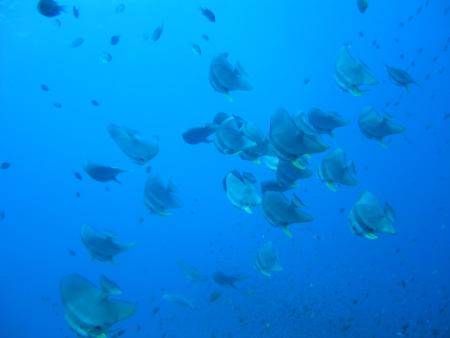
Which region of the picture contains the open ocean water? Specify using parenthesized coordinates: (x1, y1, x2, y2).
(1, 0, 450, 337)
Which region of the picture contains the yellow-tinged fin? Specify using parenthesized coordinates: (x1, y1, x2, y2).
(224, 93, 234, 102)
(365, 233, 378, 240)
(282, 226, 293, 238)
(242, 206, 252, 214)
(326, 181, 337, 192)
(292, 159, 305, 170)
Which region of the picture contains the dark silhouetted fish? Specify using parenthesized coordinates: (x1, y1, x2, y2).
(182, 125, 216, 144)
(1, 162, 11, 170)
(37, 0, 64, 17)
(72, 5, 79, 18)
(209, 53, 253, 99)
(110, 35, 120, 46)
(357, 0, 368, 13)
(41, 84, 50, 91)
(84, 162, 126, 183)
(152, 24, 164, 42)
(73, 171, 83, 180)
(213, 271, 247, 290)
(200, 7, 216, 22)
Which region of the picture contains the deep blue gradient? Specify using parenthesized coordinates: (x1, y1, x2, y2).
(0, 0, 449, 337)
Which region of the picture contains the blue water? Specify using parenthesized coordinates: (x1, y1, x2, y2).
(1, 0, 449, 337)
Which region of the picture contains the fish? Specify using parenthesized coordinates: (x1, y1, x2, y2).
(91, 99, 100, 106)
(144, 174, 181, 216)
(40, 84, 50, 91)
(335, 45, 378, 96)
(110, 35, 120, 46)
(37, 0, 64, 18)
(317, 148, 357, 192)
(213, 271, 247, 290)
(349, 191, 396, 239)
(358, 107, 405, 146)
(386, 65, 419, 91)
(200, 7, 216, 23)
(107, 123, 159, 165)
(357, 0, 368, 13)
(0, 210, 5, 221)
(72, 5, 79, 18)
(223, 170, 261, 214)
(80, 224, 135, 262)
(182, 125, 216, 144)
(100, 52, 113, 64)
(307, 108, 349, 136)
(152, 24, 164, 42)
(60, 274, 135, 337)
(70, 37, 84, 48)
(73, 171, 83, 180)
(276, 159, 313, 189)
(269, 109, 328, 163)
(84, 162, 126, 183)
(191, 43, 202, 55)
(213, 116, 256, 155)
(1, 162, 11, 170)
(262, 191, 313, 237)
(209, 53, 253, 98)
(255, 242, 283, 277)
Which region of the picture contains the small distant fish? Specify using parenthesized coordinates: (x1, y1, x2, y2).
(68, 249, 76, 256)
(91, 99, 100, 107)
(41, 84, 50, 92)
(75, 192, 81, 198)
(201, 34, 210, 41)
(357, 0, 368, 13)
(0, 210, 5, 221)
(146, 165, 152, 174)
(37, 0, 65, 18)
(110, 35, 120, 46)
(303, 77, 311, 85)
(200, 7, 216, 22)
(100, 52, 112, 63)
(151, 307, 160, 315)
(115, 3, 126, 13)
(53, 102, 62, 109)
(72, 6, 79, 18)
(417, 47, 424, 54)
(54, 19, 62, 27)
(70, 37, 84, 48)
(191, 43, 202, 55)
(152, 24, 164, 42)
(73, 171, 83, 180)
(443, 113, 450, 120)
(209, 291, 222, 303)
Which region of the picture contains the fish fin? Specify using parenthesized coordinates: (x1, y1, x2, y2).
(224, 93, 234, 102)
(376, 138, 388, 148)
(242, 206, 252, 214)
(113, 177, 121, 184)
(364, 233, 378, 240)
(259, 269, 272, 278)
(292, 194, 306, 208)
(326, 181, 337, 192)
(281, 226, 293, 238)
(303, 154, 312, 159)
(291, 159, 305, 170)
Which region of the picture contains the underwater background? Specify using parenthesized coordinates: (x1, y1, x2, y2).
(1, 0, 450, 337)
